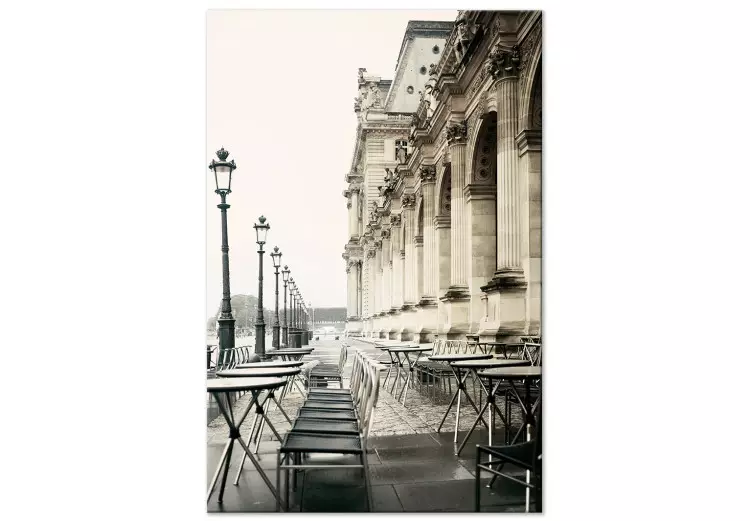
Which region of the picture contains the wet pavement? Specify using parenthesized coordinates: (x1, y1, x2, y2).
(206, 336, 536, 512)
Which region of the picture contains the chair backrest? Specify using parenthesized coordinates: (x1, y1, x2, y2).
(359, 357, 382, 446)
(524, 342, 542, 366)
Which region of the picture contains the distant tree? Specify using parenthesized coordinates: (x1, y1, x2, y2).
(206, 316, 217, 331)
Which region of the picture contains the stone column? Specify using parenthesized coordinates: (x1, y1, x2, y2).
(401, 194, 416, 305)
(381, 230, 391, 312)
(351, 187, 360, 240)
(487, 44, 525, 285)
(356, 260, 363, 317)
(374, 241, 382, 316)
(419, 166, 437, 300)
(446, 121, 469, 296)
(345, 190, 354, 238)
(415, 235, 424, 298)
(346, 261, 355, 318)
(390, 214, 403, 309)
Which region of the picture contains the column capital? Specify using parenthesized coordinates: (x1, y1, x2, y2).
(446, 120, 468, 146)
(418, 165, 437, 183)
(390, 214, 402, 227)
(484, 44, 521, 81)
(401, 194, 416, 209)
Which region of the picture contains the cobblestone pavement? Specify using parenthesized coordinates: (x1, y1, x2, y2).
(208, 337, 527, 445)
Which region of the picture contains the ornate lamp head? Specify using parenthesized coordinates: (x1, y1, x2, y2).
(271, 246, 282, 268)
(208, 147, 237, 193)
(254, 215, 270, 245)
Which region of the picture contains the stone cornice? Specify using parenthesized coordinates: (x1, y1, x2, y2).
(433, 214, 451, 228)
(464, 183, 497, 201)
(516, 128, 542, 156)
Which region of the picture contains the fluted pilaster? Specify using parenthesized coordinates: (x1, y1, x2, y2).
(402, 195, 416, 305)
(420, 167, 437, 299)
(381, 232, 391, 312)
(447, 121, 469, 292)
(390, 215, 403, 309)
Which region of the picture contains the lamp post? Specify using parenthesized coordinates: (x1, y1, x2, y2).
(270, 247, 282, 348)
(253, 216, 270, 356)
(300, 295, 308, 346)
(289, 278, 296, 348)
(209, 147, 237, 368)
(281, 265, 290, 346)
(309, 301, 314, 342)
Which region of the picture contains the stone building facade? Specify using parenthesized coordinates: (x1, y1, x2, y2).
(343, 11, 542, 342)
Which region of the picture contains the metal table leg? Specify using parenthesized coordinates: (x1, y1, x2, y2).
(435, 367, 490, 443)
(207, 389, 280, 504)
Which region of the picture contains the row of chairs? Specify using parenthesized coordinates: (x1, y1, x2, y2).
(308, 343, 348, 389)
(276, 349, 381, 512)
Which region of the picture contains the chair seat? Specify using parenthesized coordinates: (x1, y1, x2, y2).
(281, 432, 362, 454)
(308, 388, 351, 395)
(292, 418, 360, 435)
(302, 400, 355, 410)
(298, 409, 356, 420)
(305, 394, 353, 403)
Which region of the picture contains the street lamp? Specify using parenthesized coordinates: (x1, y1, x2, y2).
(281, 265, 290, 346)
(208, 147, 237, 367)
(308, 301, 314, 341)
(253, 215, 270, 356)
(270, 246, 282, 348)
(289, 279, 297, 348)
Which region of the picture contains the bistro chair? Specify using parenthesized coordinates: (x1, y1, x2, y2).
(476, 393, 542, 512)
(308, 344, 348, 389)
(276, 353, 381, 511)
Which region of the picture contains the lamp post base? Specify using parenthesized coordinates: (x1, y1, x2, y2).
(217, 317, 235, 367)
(255, 323, 266, 356)
(301, 330, 309, 346)
(272, 324, 280, 348)
(281, 326, 288, 347)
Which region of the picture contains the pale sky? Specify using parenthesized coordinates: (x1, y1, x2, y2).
(206, 9, 457, 318)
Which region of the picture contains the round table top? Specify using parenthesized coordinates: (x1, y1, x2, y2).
(217, 367, 301, 378)
(236, 360, 303, 369)
(388, 346, 433, 353)
(375, 343, 416, 349)
(452, 358, 531, 369)
(477, 366, 542, 378)
(429, 353, 493, 362)
(266, 348, 314, 356)
(207, 376, 286, 393)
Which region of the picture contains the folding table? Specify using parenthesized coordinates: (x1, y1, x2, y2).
(450, 359, 531, 456)
(373, 342, 415, 388)
(387, 346, 433, 405)
(430, 353, 492, 442)
(477, 366, 542, 446)
(206, 377, 286, 504)
(265, 348, 314, 396)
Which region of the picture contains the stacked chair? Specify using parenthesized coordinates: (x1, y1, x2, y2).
(276, 350, 382, 512)
(308, 343, 348, 389)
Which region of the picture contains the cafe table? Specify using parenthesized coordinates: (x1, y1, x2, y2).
(429, 353, 493, 442)
(265, 348, 314, 396)
(374, 342, 417, 388)
(451, 359, 532, 456)
(387, 346, 433, 405)
(216, 366, 302, 483)
(206, 377, 286, 504)
(477, 365, 542, 446)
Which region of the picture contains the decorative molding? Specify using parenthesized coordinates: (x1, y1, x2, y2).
(446, 120, 468, 146)
(390, 214, 402, 227)
(519, 19, 542, 89)
(434, 214, 451, 228)
(464, 183, 497, 201)
(381, 229, 391, 240)
(367, 249, 377, 259)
